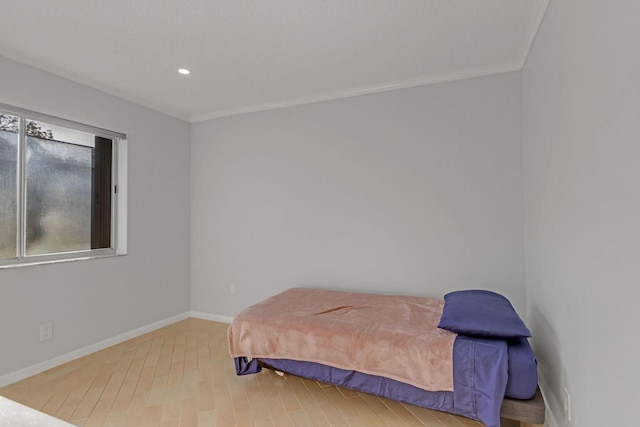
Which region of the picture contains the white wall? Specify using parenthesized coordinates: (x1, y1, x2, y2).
(191, 72, 525, 317)
(522, 1, 640, 426)
(0, 56, 191, 380)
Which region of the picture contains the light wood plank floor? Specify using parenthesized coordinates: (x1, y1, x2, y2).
(0, 318, 509, 426)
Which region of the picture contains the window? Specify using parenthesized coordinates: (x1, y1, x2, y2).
(0, 103, 127, 267)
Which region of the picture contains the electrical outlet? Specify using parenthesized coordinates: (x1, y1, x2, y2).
(40, 322, 53, 341)
(563, 387, 571, 422)
(230, 283, 237, 295)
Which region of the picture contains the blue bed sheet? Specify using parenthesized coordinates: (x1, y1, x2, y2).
(505, 337, 538, 399)
(235, 336, 511, 427)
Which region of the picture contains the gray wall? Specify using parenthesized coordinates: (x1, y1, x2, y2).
(0, 56, 191, 378)
(522, 1, 640, 426)
(6, 4, 638, 423)
(191, 72, 525, 317)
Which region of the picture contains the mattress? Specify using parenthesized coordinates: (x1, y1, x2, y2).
(229, 288, 538, 427)
(228, 288, 456, 391)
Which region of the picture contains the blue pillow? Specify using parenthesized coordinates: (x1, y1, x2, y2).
(437, 290, 531, 339)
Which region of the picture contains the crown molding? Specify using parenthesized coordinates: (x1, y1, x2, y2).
(189, 62, 522, 123)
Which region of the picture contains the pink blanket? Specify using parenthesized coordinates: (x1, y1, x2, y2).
(228, 288, 456, 391)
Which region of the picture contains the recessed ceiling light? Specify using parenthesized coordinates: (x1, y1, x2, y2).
(178, 68, 191, 75)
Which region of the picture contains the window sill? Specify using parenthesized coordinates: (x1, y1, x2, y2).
(0, 251, 126, 270)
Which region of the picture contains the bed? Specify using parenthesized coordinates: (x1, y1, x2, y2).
(227, 288, 544, 427)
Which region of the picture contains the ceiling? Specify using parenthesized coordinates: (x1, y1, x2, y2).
(0, 1, 549, 123)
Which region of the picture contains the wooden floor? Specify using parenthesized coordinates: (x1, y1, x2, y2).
(0, 318, 501, 426)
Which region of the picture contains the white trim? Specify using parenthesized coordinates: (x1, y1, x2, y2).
(190, 311, 233, 324)
(1, 24, 545, 125)
(0, 2, 550, 124)
(517, 0, 551, 69)
(0, 252, 124, 270)
(0, 312, 190, 387)
(0, 47, 527, 124)
(189, 62, 522, 122)
(115, 138, 128, 255)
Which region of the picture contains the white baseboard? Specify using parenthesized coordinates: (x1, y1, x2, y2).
(190, 311, 233, 324)
(0, 312, 190, 388)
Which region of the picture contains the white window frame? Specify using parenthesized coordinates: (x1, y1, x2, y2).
(0, 102, 127, 269)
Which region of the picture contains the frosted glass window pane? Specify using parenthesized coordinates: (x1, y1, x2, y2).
(0, 120, 18, 259)
(25, 134, 93, 255)
(0, 106, 121, 266)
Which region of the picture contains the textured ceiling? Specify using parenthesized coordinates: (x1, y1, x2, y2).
(0, 1, 549, 122)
